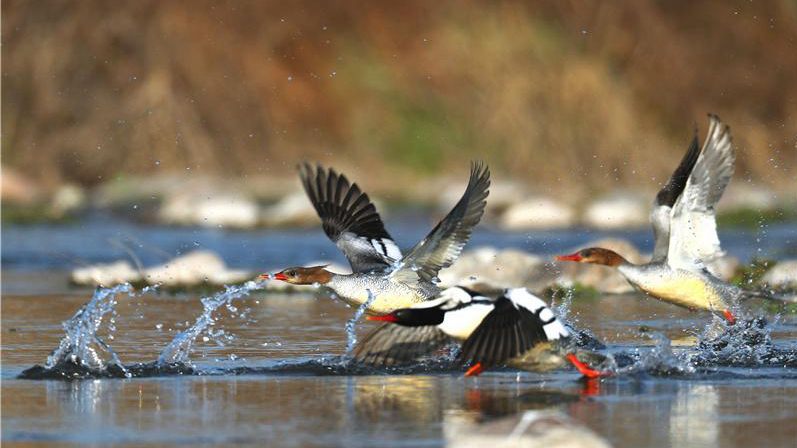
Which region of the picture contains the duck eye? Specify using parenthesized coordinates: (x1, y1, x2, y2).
(287, 270, 296, 277)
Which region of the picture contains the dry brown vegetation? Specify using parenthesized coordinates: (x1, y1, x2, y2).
(3, 0, 796, 194)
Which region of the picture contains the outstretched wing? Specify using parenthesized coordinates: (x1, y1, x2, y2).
(667, 114, 735, 270)
(391, 161, 490, 284)
(650, 131, 701, 263)
(353, 323, 453, 367)
(458, 289, 569, 368)
(300, 163, 402, 273)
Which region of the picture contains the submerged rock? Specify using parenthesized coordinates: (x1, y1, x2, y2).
(762, 260, 797, 288)
(71, 260, 142, 286)
(144, 250, 251, 286)
(583, 193, 649, 229)
(260, 191, 318, 228)
(705, 255, 739, 281)
(439, 247, 559, 293)
(71, 250, 251, 287)
(445, 410, 613, 448)
(498, 196, 576, 230)
(159, 191, 259, 228)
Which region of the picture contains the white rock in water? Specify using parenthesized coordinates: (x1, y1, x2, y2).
(144, 250, 250, 286)
(446, 410, 613, 448)
(762, 260, 797, 287)
(499, 197, 575, 230)
(555, 238, 643, 293)
(71, 260, 142, 286)
(705, 255, 739, 281)
(49, 184, 86, 215)
(583, 193, 649, 229)
(160, 191, 259, 228)
(718, 184, 779, 211)
(439, 247, 558, 292)
(261, 191, 318, 227)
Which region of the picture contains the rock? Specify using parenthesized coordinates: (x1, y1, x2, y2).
(49, 184, 86, 216)
(705, 255, 739, 281)
(583, 193, 649, 229)
(143, 250, 251, 286)
(445, 410, 613, 448)
(260, 191, 318, 227)
(71, 261, 142, 286)
(439, 247, 560, 293)
(499, 196, 576, 230)
(762, 260, 797, 287)
(718, 184, 779, 211)
(555, 238, 644, 293)
(1, 167, 42, 205)
(160, 191, 259, 228)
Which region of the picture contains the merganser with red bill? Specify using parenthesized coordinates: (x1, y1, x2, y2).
(262, 161, 490, 314)
(353, 286, 607, 377)
(556, 114, 774, 325)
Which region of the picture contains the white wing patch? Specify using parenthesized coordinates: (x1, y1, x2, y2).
(438, 303, 494, 340)
(505, 288, 570, 341)
(666, 117, 734, 271)
(370, 238, 401, 261)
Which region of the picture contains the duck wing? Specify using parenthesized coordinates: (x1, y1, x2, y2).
(458, 288, 570, 368)
(390, 161, 489, 284)
(650, 130, 701, 263)
(666, 114, 735, 271)
(352, 323, 453, 367)
(300, 163, 402, 273)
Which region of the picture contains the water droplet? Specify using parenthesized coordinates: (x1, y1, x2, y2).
(155, 323, 163, 330)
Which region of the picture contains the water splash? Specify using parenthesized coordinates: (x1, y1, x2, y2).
(46, 284, 135, 376)
(157, 280, 266, 365)
(552, 286, 574, 322)
(344, 290, 377, 355)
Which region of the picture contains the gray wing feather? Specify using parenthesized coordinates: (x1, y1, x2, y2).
(300, 163, 401, 273)
(391, 161, 490, 284)
(667, 114, 735, 270)
(353, 323, 452, 367)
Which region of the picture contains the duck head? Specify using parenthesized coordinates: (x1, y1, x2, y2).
(555, 248, 627, 267)
(261, 265, 333, 285)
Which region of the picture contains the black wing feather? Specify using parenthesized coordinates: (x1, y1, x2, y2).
(300, 163, 400, 272)
(458, 296, 549, 368)
(655, 131, 701, 208)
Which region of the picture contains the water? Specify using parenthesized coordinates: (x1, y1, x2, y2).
(3, 221, 797, 447)
(157, 280, 267, 365)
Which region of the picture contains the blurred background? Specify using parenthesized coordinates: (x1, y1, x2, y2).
(2, 0, 796, 281)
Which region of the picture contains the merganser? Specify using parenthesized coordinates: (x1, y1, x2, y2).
(354, 286, 605, 377)
(262, 162, 490, 314)
(557, 114, 744, 323)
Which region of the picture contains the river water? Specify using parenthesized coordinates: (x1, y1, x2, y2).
(2, 220, 797, 447)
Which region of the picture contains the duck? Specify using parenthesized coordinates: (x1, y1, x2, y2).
(557, 114, 747, 324)
(354, 285, 606, 377)
(262, 161, 490, 314)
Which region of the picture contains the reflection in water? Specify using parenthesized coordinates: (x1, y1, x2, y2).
(670, 384, 719, 448)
